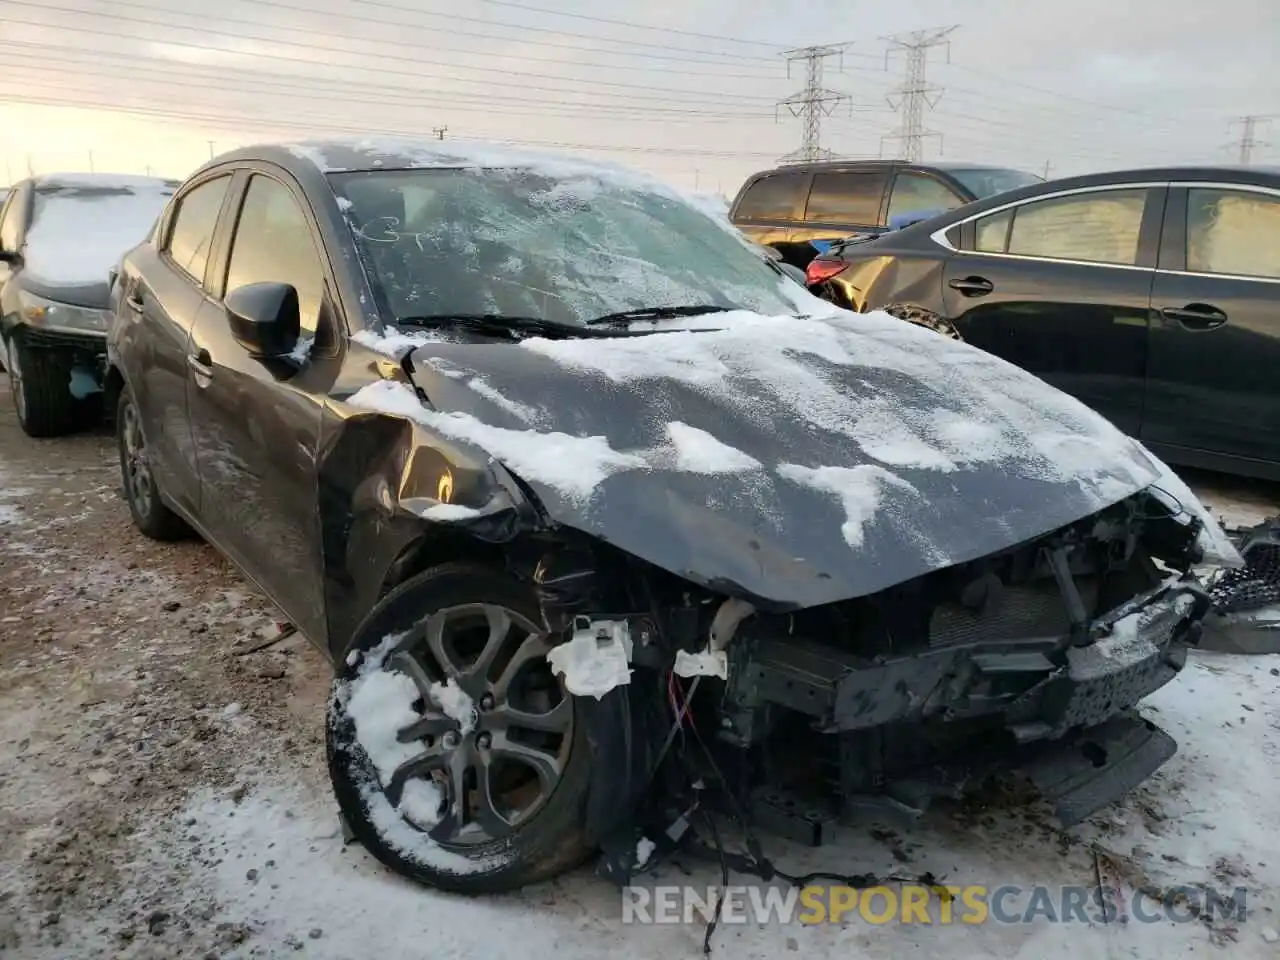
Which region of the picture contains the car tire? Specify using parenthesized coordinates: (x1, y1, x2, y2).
(880, 302, 964, 340)
(6, 333, 80, 438)
(116, 386, 191, 541)
(328, 563, 594, 895)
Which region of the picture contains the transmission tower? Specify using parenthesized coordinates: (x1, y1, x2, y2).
(880, 25, 959, 162)
(1230, 115, 1272, 164)
(776, 44, 851, 164)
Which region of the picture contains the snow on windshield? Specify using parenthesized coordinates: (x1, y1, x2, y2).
(25, 179, 175, 287)
(328, 167, 798, 326)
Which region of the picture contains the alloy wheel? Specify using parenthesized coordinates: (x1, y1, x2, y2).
(381, 603, 573, 846)
(121, 401, 154, 518)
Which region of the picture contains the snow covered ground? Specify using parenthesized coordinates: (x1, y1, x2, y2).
(132, 650, 1280, 960)
(2, 377, 1279, 959)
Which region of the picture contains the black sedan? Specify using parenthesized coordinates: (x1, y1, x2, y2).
(105, 138, 1228, 897)
(804, 165, 1280, 481)
(0, 174, 178, 435)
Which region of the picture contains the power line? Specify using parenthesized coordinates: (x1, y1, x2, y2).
(0, 43, 776, 122)
(0, 89, 787, 161)
(1230, 115, 1273, 165)
(33, 0, 778, 80)
(776, 44, 852, 163)
(2, 5, 781, 106)
(234, 0, 778, 67)
(351, 0, 778, 62)
(471, 0, 783, 48)
(880, 25, 958, 162)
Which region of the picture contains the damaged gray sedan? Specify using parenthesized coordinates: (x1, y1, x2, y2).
(104, 137, 1240, 897)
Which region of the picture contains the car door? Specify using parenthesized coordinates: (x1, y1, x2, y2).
(126, 172, 234, 517)
(791, 168, 889, 255)
(185, 168, 334, 644)
(940, 184, 1167, 435)
(1143, 182, 1280, 473)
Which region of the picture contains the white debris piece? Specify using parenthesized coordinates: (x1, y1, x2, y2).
(428, 679, 477, 734)
(418, 502, 483, 521)
(673, 648, 728, 680)
(286, 335, 314, 364)
(664, 421, 760, 474)
(635, 835, 656, 869)
(545, 620, 633, 699)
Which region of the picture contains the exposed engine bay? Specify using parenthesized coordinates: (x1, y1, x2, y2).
(515, 483, 1213, 893)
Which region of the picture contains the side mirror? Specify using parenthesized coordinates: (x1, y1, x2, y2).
(225, 281, 300, 358)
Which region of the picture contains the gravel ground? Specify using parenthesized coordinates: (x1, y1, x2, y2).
(2, 371, 1279, 959)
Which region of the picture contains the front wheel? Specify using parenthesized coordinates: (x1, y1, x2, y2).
(6, 333, 80, 437)
(327, 563, 593, 894)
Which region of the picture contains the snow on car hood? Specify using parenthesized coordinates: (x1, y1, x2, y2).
(23, 177, 175, 291)
(352, 308, 1204, 610)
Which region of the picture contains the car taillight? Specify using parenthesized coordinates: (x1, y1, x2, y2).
(805, 259, 848, 285)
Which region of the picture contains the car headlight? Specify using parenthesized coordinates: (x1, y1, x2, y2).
(18, 290, 110, 333)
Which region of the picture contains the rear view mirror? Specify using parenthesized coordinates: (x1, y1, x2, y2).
(225, 282, 300, 359)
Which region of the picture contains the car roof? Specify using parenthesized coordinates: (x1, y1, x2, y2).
(31, 173, 180, 191)
(1034, 165, 1280, 189)
(748, 159, 1031, 176)
(188, 136, 677, 194)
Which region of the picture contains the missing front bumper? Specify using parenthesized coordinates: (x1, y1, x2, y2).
(1013, 710, 1176, 827)
(729, 577, 1208, 740)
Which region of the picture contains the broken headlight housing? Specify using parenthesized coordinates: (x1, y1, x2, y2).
(19, 289, 110, 335)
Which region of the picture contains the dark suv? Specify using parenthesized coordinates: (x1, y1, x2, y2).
(729, 160, 1041, 268)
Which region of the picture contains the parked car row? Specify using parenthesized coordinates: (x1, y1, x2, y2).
(788, 164, 1280, 482)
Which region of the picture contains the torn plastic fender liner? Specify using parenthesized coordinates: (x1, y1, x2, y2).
(315, 397, 543, 661)
(581, 680, 673, 887)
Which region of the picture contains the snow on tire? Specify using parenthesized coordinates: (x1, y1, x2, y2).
(326, 563, 594, 895)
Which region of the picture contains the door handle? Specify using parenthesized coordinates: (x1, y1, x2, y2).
(1160, 303, 1228, 331)
(187, 349, 213, 380)
(125, 292, 144, 312)
(949, 275, 994, 297)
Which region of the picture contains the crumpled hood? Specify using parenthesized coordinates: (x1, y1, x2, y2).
(377, 309, 1178, 610)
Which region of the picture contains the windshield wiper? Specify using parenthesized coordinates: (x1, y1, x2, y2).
(394, 313, 588, 338)
(583, 304, 734, 327)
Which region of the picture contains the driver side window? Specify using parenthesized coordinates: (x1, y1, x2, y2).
(225, 175, 325, 336)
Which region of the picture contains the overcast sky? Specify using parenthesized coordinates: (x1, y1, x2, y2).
(0, 0, 1276, 193)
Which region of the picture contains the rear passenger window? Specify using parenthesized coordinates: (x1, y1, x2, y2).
(1005, 189, 1148, 265)
(1186, 188, 1280, 279)
(804, 172, 888, 225)
(734, 173, 808, 221)
(975, 209, 1013, 252)
(887, 173, 966, 222)
(166, 176, 231, 283)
